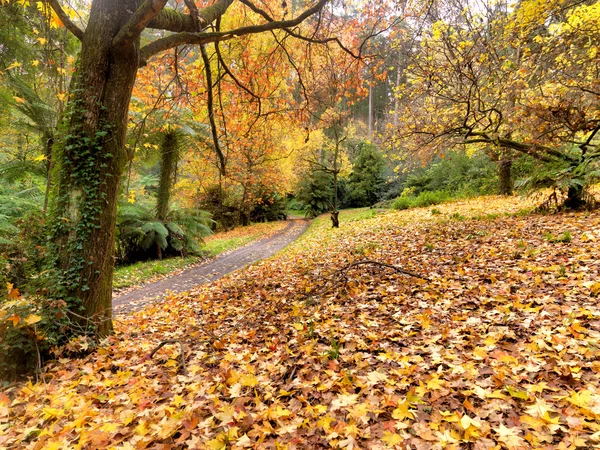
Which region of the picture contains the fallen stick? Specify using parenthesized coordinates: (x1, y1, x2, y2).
(145, 339, 187, 375)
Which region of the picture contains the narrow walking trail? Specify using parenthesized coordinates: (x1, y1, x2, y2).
(112, 219, 309, 314)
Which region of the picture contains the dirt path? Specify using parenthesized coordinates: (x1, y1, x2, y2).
(112, 219, 309, 314)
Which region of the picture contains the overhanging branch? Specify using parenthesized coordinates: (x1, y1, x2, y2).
(147, 9, 196, 32)
(113, 0, 169, 48)
(139, 0, 328, 66)
(238, 0, 359, 58)
(43, 0, 85, 41)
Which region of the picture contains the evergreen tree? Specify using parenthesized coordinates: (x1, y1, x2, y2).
(347, 143, 386, 207)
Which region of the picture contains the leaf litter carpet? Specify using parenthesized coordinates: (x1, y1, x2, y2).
(2, 196, 600, 449)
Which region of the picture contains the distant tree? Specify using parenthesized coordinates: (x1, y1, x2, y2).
(347, 142, 386, 206)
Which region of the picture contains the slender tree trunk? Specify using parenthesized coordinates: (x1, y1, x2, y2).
(498, 157, 513, 195)
(48, 1, 140, 337)
(331, 170, 339, 228)
(394, 62, 400, 128)
(157, 130, 179, 221)
(368, 85, 373, 139)
(42, 135, 54, 214)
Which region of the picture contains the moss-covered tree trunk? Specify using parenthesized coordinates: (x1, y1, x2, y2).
(157, 130, 179, 221)
(49, 1, 140, 336)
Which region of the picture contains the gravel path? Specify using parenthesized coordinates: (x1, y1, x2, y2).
(113, 219, 309, 314)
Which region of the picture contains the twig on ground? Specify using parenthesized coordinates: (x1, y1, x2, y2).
(145, 339, 187, 375)
(303, 259, 429, 302)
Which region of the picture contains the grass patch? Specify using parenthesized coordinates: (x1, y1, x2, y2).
(202, 235, 256, 258)
(114, 256, 201, 289)
(286, 209, 306, 217)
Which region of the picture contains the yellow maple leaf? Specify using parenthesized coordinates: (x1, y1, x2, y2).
(331, 393, 359, 411)
(13, 96, 26, 104)
(426, 375, 445, 390)
(268, 405, 290, 420)
(381, 430, 403, 446)
(24, 314, 42, 326)
(459, 414, 481, 430)
(494, 424, 525, 449)
(391, 400, 415, 421)
(240, 373, 258, 387)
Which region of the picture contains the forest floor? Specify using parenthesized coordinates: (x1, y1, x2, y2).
(113, 219, 310, 314)
(2, 196, 600, 449)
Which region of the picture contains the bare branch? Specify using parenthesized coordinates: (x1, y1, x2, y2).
(139, 0, 328, 66)
(113, 0, 169, 48)
(238, 0, 360, 58)
(201, 44, 227, 176)
(42, 0, 84, 41)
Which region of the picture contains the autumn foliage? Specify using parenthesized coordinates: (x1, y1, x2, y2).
(2, 196, 600, 448)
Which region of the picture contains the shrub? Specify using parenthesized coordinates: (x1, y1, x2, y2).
(391, 196, 413, 210)
(115, 202, 212, 264)
(250, 190, 288, 222)
(346, 143, 386, 207)
(0, 287, 70, 380)
(413, 190, 449, 207)
(391, 190, 450, 210)
(296, 169, 334, 218)
(515, 154, 599, 210)
(402, 151, 497, 197)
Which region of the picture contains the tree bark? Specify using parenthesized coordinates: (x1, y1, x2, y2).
(157, 130, 179, 221)
(49, 1, 141, 336)
(498, 157, 512, 195)
(330, 210, 339, 228)
(564, 185, 585, 210)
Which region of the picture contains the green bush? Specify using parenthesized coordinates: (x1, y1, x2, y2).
(404, 151, 497, 196)
(391, 196, 413, 210)
(116, 201, 212, 264)
(391, 190, 450, 210)
(296, 169, 334, 218)
(515, 154, 599, 209)
(413, 190, 450, 207)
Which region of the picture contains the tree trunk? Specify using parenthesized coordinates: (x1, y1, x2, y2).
(330, 210, 339, 228)
(331, 170, 339, 228)
(43, 134, 54, 214)
(48, 1, 140, 337)
(157, 130, 179, 221)
(564, 185, 585, 209)
(498, 158, 513, 195)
